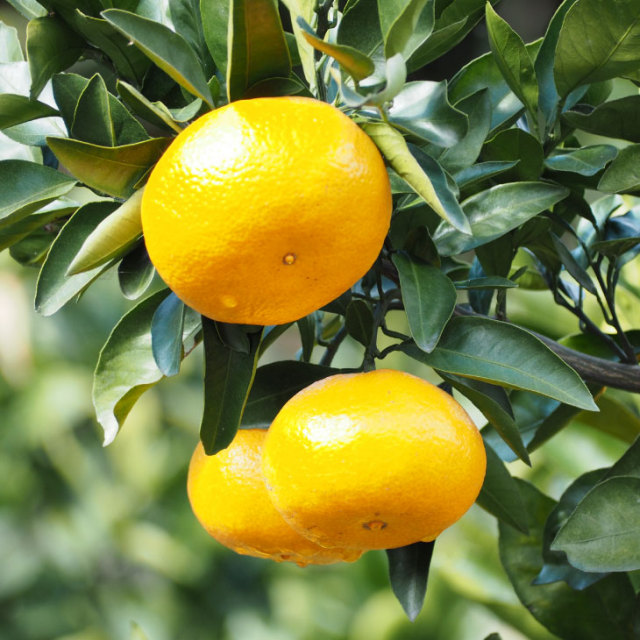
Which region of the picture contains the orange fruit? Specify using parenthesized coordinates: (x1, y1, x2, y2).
(262, 369, 486, 550)
(141, 96, 392, 325)
(187, 429, 362, 566)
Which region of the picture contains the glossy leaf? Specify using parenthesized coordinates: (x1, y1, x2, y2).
(552, 476, 640, 572)
(453, 276, 517, 289)
(0, 159, 76, 230)
(433, 182, 569, 256)
(499, 479, 636, 640)
(201, 0, 230, 74)
(551, 233, 597, 294)
(476, 441, 529, 532)
(118, 242, 155, 300)
(392, 252, 456, 353)
(554, 0, 640, 98)
(545, 145, 618, 177)
(337, 0, 382, 56)
(0, 201, 75, 251)
(34, 201, 118, 316)
(345, 298, 375, 348)
(46, 136, 170, 198)
(386, 541, 434, 622)
(102, 9, 213, 107)
(454, 160, 518, 189)
(26, 15, 84, 98)
(400, 316, 597, 411)
(482, 128, 543, 181)
(564, 97, 640, 143)
(378, 0, 433, 59)
(151, 292, 186, 377)
(67, 188, 143, 274)
(598, 144, 640, 193)
(0, 93, 59, 129)
(364, 122, 470, 233)
(485, 3, 538, 120)
(200, 319, 262, 454)
(242, 361, 339, 428)
(116, 80, 183, 134)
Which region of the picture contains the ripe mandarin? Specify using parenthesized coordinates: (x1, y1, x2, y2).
(187, 429, 362, 566)
(141, 97, 392, 325)
(262, 369, 486, 550)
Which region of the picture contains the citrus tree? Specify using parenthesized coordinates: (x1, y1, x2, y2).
(1, 0, 640, 637)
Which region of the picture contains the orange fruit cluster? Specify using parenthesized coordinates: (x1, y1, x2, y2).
(188, 370, 486, 565)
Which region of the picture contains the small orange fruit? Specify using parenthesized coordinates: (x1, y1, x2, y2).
(141, 96, 392, 325)
(187, 429, 362, 566)
(262, 369, 486, 550)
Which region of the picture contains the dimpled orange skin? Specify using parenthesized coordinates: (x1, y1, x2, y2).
(141, 96, 392, 325)
(262, 369, 486, 550)
(187, 429, 362, 566)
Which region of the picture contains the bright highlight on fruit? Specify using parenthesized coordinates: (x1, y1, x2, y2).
(187, 429, 362, 566)
(262, 369, 487, 550)
(141, 96, 392, 326)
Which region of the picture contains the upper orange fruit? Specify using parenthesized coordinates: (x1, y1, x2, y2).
(262, 369, 486, 550)
(187, 429, 362, 566)
(141, 97, 392, 325)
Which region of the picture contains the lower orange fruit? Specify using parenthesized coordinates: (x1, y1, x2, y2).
(187, 429, 362, 566)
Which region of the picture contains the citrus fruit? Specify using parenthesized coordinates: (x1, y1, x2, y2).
(141, 96, 392, 325)
(187, 429, 362, 566)
(262, 369, 486, 550)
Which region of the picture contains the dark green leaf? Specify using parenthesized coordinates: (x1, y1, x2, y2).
(378, 0, 433, 59)
(403, 224, 440, 266)
(598, 144, 640, 193)
(242, 76, 311, 99)
(118, 242, 155, 300)
(337, 0, 383, 57)
(26, 15, 84, 98)
(433, 182, 569, 256)
(102, 9, 213, 107)
(0, 201, 75, 251)
(151, 292, 186, 377)
(345, 299, 374, 348)
(453, 276, 517, 289)
(482, 128, 544, 181)
(550, 233, 597, 294)
(200, 318, 262, 454)
(400, 316, 597, 410)
(116, 80, 183, 134)
(485, 3, 538, 120)
(564, 97, 640, 143)
(476, 441, 529, 532)
(297, 314, 315, 361)
(499, 479, 636, 640)
(545, 145, 617, 176)
(34, 201, 118, 316)
(392, 252, 456, 353)
(71, 73, 116, 146)
(242, 361, 339, 428)
(46, 136, 170, 198)
(607, 435, 640, 479)
(169, 0, 212, 68)
(0, 159, 76, 230)
(554, 0, 640, 98)
(386, 541, 434, 622)
(227, 0, 291, 102)
(454, 160, 518, 189)
(0, 93, 59, 129)
(201, 0, 230, 74)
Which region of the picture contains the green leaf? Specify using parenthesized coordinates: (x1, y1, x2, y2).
(242, 361, 339, 428)
(298, 18, 374, 82)
(67, 188, 143, 274)
(227, 0, 291, 101)
(0, 21, 24, 62)
(545, 145, 618, 177)
(169, 0, 213, 69)
(564, 97, 640, 143)
(387, 80, 468, 147)
(454, 160, 518, 189)
(400, 316, 597, 411)
(296, 314, 315, 361)
(598, 144, 640, 194)
(499, 479, 636, 640)
(363, 122, 470, 232)
(392, 252, 456, 353)
(6, 0, 46, 20)
(46, 136, 170, 198)
(433, 182, 569, 256)
(453, 276, 517, 289)
(554, 0, 640, 99)
(444, 373, 530, 464)
(476, 441, 529, 532)
(26, 15, 84, 98)
(201, 0, 230, 74)
(337, 0, 383, 57)
(386, 541, 434, 622)
(0, 93, 58, 129)
(102, 9, 213, 107)
(118, 242, 155, 301)
(576, 394, 640, 444)
(552, 476, 640, 572)
(550, 233, 597, 294)
(200, 318, 262, 454)
(0, 159, 76, 230)
(151, 292, 186, 377)
(242, 76, 311, 99)
(485, 3, 538, 121)
(482, 128, 544, 181)
(345, 298, 374, 348)
(279, 0, 316, 91)
(116, 80, 183, 134)
(378, 0, 433, 59)
(93, 289, 201, 445)
(34, 201, 118, 315)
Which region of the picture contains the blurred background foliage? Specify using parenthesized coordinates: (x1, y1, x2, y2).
(1, 0, 638, 638)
